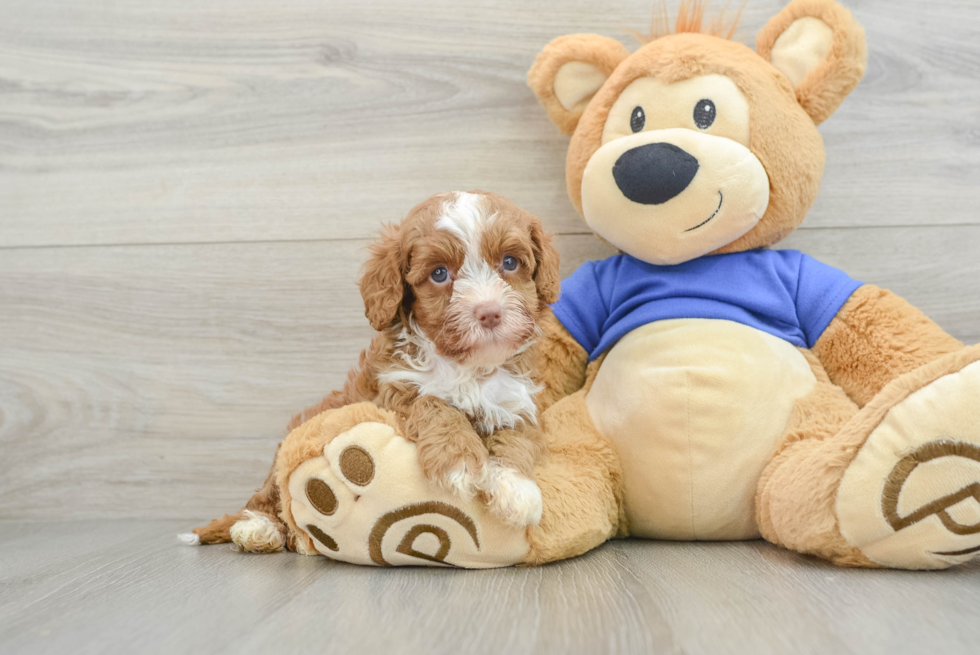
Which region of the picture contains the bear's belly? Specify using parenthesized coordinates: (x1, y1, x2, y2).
(586, 319, 817, 540)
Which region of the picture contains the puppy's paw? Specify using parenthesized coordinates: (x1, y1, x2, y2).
(481, 459, 543, 527)
(229, 510, 285, 553)
(417, 440, 489, 500)
(443, 461, 490, 501)
(288, 417, 530, 567)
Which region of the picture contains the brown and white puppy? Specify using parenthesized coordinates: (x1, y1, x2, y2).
(297, 190, 561, 526)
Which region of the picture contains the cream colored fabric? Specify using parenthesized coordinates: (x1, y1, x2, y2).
(836, 362, 980, 569)
(601, 75, 752, 147)
(770, 17, 835, 88)
(581, 127, 770, 266)
(554, 61, 609, 112)
(288, 422, 530, 568)
(586, 320, 816, 540)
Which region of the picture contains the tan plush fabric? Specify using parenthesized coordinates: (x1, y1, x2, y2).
(581, 127, 769, 265)
(559, 34, 823, 256)
(527, 0, 868, 255)
(524, 386, 625, 565)
(836, 352, 980, 569)
(582, 72, 769, 266)
(600, 74, 752, 145)
(275, 403, 402, 554)
(274, 355, 624, 567)
(527, 34, 630, 136)
(757, 0, 868, 125)
(268, 394, 624, 567)
(760, 346, 980, 569)
(815, 285, 964, 407)
(554, 62, 609, 112)
(755, 349, 873, 566)
(279, 405, 531, 568)
(197, 1, 977, 572)
(586, 320, 816, 540)
(515, 0, 978, 571)
(769, 16, 835, 88)
(535, 313, 590, 411)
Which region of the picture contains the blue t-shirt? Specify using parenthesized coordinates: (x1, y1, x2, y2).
(552, 250, 862, 361)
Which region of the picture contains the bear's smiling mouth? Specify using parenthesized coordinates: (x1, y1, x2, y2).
(684, 192, 724, 232)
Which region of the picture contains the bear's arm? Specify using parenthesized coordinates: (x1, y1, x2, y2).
(813, 284, 962, 407)
(536, 312, 590, 411)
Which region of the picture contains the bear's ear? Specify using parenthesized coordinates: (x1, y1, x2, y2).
(756, 0, 867, 125)
(528, 34, 630, 136)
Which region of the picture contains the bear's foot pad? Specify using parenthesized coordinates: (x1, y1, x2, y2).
(837, 355, 980, 569)
(287, 421, 530, 568)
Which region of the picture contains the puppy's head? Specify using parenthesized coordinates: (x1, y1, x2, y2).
(360, 191, 560, 367)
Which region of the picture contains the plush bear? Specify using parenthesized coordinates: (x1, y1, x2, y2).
(193, 0, 980, 570)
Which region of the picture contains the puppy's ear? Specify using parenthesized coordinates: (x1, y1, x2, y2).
(359, 225, 406, 331)
(757, 0, 867, 125)
(529, 216, 561, 306)
(528, 34, 630, 136)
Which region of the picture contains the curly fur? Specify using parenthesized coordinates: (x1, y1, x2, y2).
(192, 191, 557, 546)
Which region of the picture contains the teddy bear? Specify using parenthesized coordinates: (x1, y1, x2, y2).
(193, 0, 980, 570)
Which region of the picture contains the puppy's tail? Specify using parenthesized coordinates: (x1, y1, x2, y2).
(179, 512, 242, 546)
(179, 445, 285, 549)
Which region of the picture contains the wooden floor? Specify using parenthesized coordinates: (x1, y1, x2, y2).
(2, 0, 980, 652)
(0, 521, 976, 655)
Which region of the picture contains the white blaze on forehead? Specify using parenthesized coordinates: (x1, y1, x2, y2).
(436, 191, 490, 242)
(437, 192, 505, 304)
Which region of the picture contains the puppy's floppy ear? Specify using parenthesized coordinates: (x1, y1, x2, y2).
(359, 224, 406, 331)
(757, 0, 867, 126)
(529, 216, 561, 306)
(528, 34, 630, 136)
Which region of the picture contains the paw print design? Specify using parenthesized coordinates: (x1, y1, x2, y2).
(285, 420, 531, 568)
(837, 356, 980, 569)
(882, 441, 980, 545)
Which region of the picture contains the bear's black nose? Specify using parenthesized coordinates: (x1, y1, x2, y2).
(612, 142, 699, 205)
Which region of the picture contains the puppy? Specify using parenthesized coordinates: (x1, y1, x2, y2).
(292, 190, 561, 526)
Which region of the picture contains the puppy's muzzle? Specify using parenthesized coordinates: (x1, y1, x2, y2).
(612, 142, 700, 205)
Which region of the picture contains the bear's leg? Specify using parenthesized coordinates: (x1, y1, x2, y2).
(524, 388, 625, 565)
(275, 397, 623, 568)
(188, 393, 622, 567)
(267, 402, 532, 567)
(759, 346, 980, 569)
(756, 361, 869, 565)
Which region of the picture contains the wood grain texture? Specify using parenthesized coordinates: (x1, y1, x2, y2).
(1, 228, 978, 520)
(2, 1, 980, 645)
(0, 521, 978, 655)
(1, 0, 979, 248)
(0, 235, 612, 520)
(1, 0, 979, 548)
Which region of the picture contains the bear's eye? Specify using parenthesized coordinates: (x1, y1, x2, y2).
(430, 266, 449, 284)
(630, 106, 646, 133)
(693, 99, 716, 129)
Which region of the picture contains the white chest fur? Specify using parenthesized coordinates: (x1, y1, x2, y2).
(381, 329, 540, 434)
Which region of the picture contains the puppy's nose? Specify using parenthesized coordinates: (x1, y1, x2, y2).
(474, 302, 502, 329)
(613, 142, 699, 205)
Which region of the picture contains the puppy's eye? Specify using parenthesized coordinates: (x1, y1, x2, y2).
(630, 106, 645, 133)
(693, 99, 716, 129)
(430, 266, 449, 284)
(501, 256, 519, 272)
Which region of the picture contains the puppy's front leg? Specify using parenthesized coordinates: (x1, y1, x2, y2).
(401, 395, 489, 499)
(482, 426, 545, 527)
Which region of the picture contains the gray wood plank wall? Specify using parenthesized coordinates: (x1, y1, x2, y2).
(2, 0, 979, 520)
